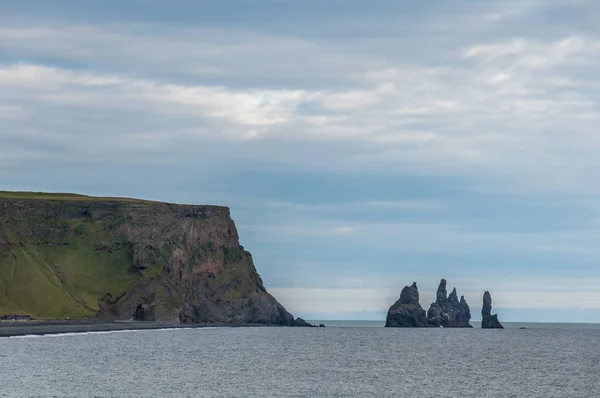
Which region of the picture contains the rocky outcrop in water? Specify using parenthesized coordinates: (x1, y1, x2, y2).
(386, 279, 473, 328)
(426, 279, 472, 328)
(385, 282, 430, 327)
(481, 291, 504, 329)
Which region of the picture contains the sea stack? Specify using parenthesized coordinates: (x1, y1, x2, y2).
(385, 282, 430, 327)
(426, 279, 472, 328)
(481, 291, 504, 329)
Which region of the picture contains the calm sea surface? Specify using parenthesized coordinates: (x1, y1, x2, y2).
(1, 322, 599, 397)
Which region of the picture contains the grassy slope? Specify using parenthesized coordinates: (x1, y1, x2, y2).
(38, 243, 139, 314)
(0, 194, 152, 319)
(0, 245, 86, 318)
(0, 240, 141, 320)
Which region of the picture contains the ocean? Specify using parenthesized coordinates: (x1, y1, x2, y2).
(1, 322, 599, 397)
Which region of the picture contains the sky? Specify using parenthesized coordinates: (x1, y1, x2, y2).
(2, 0, 600, 322)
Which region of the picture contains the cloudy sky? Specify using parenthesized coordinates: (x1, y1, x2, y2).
(2, 0, 600, 322)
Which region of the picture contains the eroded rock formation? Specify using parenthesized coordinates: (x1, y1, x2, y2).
(386, 279, 473, 328)
(385, 282, 430, 327)
(426, 279, 472, 328)
(481, 291, 504, 329)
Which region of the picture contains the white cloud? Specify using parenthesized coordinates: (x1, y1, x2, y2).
(0, 63, 314, 128)
(317, 90, 380, 111)
(2, 23, 600, 198)
(464, 39, 530, 60)
(463, 36, 600, 80)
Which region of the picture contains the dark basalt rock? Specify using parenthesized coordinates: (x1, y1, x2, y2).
(426, 279, 472, 328)
(458, 296, 471, 325)
(293, 317, 316, 327)
(385, 282, 430, 327)
(481, 291, 504, 329)
(133, 303, 155, 321)
(319, 324, 326, 328)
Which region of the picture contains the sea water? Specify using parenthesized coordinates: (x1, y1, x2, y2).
(1, 323, 599, 397)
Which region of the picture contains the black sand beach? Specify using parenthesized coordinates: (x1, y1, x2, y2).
(0, 321, 255, 337)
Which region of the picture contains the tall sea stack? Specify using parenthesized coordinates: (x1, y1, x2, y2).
(426, 279, 472, 328)
(385, 282, 430, 327)
(481, 291, 504, 329)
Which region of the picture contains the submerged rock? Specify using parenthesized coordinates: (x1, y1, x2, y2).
(481, 291, 504, 329)
(426, 279, 472, 328)
(385, 282, 430, 327)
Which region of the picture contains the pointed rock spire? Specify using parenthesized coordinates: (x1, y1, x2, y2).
(436, 278, 448, 303)
(426, 279, 472, 328)
(481, 291, 504, 329)
(448, 287, 459, 305)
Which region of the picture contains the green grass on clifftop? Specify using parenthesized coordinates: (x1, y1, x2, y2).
(0, 191, 158, 203)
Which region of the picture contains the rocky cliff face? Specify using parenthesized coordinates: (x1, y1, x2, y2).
(385, 282, 429, 327)
(0, 192, 296, 325)
(426, 279, 472, 328)
(481, 291, 504, 329)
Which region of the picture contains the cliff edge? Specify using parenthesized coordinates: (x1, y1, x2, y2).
(0, 191, 296, 325)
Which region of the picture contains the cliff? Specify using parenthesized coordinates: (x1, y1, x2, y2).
(481, 291, 504, 329)
(0, 191, 296, 325)
(385, 282, 429, 327)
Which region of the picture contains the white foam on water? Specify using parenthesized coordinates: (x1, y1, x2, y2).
(7, 334, 45, 339)
(5, 326, 219, 339)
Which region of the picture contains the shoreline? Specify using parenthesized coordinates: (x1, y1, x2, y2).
(0, 320, 281, 338)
